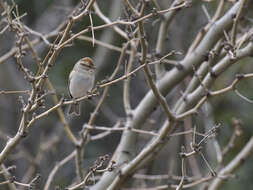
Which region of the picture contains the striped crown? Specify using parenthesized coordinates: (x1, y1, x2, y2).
(80, 57, 94, 69)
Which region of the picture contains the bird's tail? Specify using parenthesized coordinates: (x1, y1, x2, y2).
(68, 103, 80, 116)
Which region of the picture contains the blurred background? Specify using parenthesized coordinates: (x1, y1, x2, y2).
(0, 0, 253, 189)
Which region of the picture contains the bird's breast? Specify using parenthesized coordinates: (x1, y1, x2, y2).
(69, 71, 94, 98)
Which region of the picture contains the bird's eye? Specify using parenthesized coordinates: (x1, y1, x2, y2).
(81, 62, 94, 69)
(81, 63, 87, 67)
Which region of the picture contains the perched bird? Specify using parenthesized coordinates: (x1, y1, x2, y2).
(68, 57, 95, 116)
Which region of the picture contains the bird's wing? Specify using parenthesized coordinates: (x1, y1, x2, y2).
(68, 70, 74, 98)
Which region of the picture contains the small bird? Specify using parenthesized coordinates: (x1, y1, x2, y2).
(68, 57, 95, 116)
